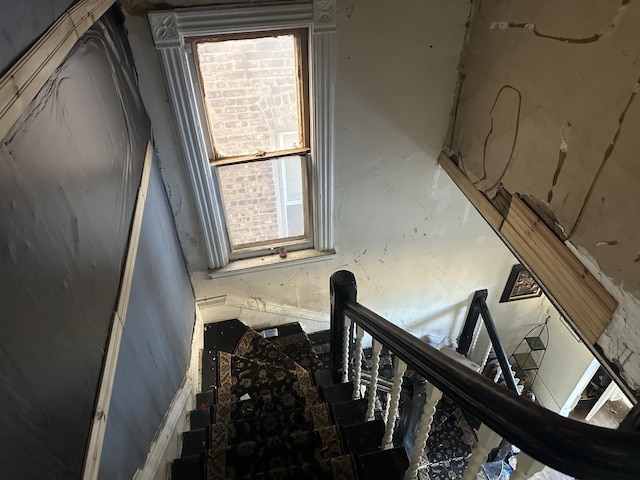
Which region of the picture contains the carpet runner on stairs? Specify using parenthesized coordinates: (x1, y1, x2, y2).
(173, 319, 409, 480)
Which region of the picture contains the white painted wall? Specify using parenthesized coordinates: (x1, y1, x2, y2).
(532, 315, 597, 415)
(124, 0, 610, 414)
(125, 0, 556, 345)
(125, 0, 556, 343)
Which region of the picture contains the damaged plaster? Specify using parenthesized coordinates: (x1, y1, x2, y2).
(452, 0, 640, 389)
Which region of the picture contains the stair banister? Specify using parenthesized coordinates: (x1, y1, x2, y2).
(458, 289, 519, 393)
(330, 270, 356, 383)
(330, 270, 640, 480)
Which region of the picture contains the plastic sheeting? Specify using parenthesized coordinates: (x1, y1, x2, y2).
(98, 159, 195, 480)
(0, 0, 78, 75)
(0, 9, 149, 479)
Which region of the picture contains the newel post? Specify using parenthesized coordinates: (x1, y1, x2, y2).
(330, 270, 357, 384)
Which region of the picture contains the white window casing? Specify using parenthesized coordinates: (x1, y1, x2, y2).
(148, 1, 337, 270)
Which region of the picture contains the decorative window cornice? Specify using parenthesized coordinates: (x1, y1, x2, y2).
(148, 1, 336, 270)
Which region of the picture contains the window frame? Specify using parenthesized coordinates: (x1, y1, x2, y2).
(189, 29, 313, 257)
(190, 28, 311, 164)
(149, 1, 336, 271)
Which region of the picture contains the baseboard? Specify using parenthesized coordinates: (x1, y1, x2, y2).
(532, 376, 561, 414)
(197, 294, 330, 333)
(133, 377, 193, 480)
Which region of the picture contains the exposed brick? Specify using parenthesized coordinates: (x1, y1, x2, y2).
(198, 35, 305, 246)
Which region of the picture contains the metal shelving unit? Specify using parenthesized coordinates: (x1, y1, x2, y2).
(510, 317, 550, 389)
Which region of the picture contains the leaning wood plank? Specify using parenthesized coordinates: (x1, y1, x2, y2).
(437, 152, 505, 231)
(82, 142, 154, 480)
(0, 0, 115, 140)
(500, 196, 617, 345)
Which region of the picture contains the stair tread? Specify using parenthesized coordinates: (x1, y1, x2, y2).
(214, 387, 321, 424)
(172, 453, 205, 480)
(207, 425, 345, 479)
(307, 329, 330, 346)
(214, 352, 317, 420)
(228, 454, 359, 480)
(269, 331, 321, 372)
(210, 404, 332, 449)
(190, 322, 411, 480)
(182, 428, 209, 457)
(190, 408, 212, 430)
(330, 398, 368, 426)
(341, 419, 386, 455)
(202, 320, 305, 391)
(356, 447, 409, 480)
(256, 322, 305, 338)
(321, 381, 355, 404)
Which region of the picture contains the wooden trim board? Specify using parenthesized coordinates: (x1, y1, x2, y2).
(501, 196, 617, 344)
(82, 142, 154, 480)
(132, 377, 193, 480)
(0, 0, 115, 140)
(438, 151, 617, 345)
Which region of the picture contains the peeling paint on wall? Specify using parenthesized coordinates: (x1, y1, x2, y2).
(482, 0, 630, 44)
(452, 0, 640, 389)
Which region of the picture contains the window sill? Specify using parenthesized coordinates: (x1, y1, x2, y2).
(208, 249, 336, 279)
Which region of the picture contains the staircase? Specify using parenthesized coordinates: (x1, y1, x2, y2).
(171, 319, 410, 480)
(163, 270, 640, 480)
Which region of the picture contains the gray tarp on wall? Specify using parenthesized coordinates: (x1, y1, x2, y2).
(0, 9, 149, 478)
(0, 0, 78, 75)
(98, 158, 195, 480)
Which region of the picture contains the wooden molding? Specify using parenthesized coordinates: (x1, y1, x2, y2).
(438, 151, 617, 345)
(501, 196, 617, 344)
(132, 377, 193, 480)
(82, 142, 153, 480)
(437, 152, 504, 231)
(0, 0, 115, 140)
(148, 1, 337, 268)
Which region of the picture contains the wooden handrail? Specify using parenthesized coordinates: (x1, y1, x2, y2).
(330, 270, 640, 480)
(458, 289, 519, 393)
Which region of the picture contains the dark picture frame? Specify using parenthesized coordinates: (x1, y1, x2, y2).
(500, 264, 542, 303)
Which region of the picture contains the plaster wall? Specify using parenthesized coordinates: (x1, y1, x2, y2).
(125, 0, 566, 347)
(450, 0, 640, 391)
(533, 315, 596, 415)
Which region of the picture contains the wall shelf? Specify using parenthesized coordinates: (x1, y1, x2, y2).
(509, 318, 549, 389)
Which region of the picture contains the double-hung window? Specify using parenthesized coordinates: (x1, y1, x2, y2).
(149, 2, 336, 271)
(193, 29, 312, 258)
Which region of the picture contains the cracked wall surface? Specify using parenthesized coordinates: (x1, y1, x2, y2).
(125, 0, 561, 355)
(451, 0, 640, 390)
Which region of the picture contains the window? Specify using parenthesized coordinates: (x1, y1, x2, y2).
(149, 2, 336, 271)
(193, 30, 311, 257)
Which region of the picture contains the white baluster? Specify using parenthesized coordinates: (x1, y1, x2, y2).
(404, 382, 443, 480)
(383, 391, 390, 424)
(493, 365, 503, 383)
(365, 340, 382, 421)
(470, 321, 483, 359)
(462, 423, 502, 480)
(382, 357, 407, 449)
(341, 317, 351, 383)
(509, 453, 545, 480)
(479, 343, 492, 371)
(352, 325, 365, 399)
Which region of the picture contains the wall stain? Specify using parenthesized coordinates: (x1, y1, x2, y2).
(595, 240, 619, 247)
(447, 73, 466, 152)
(479, 0, 630, 44)
(569, 75, 640, 237)
(634, 253, 640, 263)
(478, 85, 522, 193)
(548, 121, 572, 203)
(378, 244, 388, 263)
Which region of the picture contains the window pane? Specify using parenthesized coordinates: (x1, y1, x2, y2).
(197, 34, 303, 158)
(218, 156, 307, 248)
